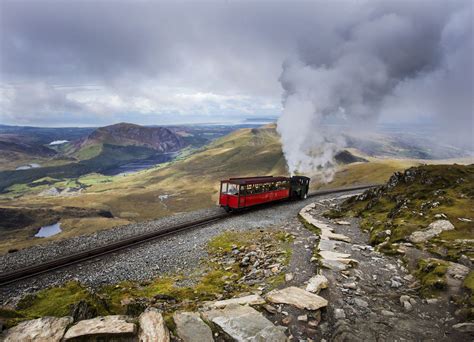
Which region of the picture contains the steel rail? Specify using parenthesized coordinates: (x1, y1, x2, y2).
(0, 183, 378, 286)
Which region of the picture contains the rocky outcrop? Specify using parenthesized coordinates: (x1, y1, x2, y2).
(138, 308, 170, 342)
(202, 303, 287, 342)
(1, 316, 72, 342)
(409, 220, 455, 243)
(173, 312, 213, 342)
(265, 286, 328, 310)
(63, 315, 136, 341)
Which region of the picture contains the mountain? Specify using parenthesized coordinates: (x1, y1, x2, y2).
(72, 123, 185, 159)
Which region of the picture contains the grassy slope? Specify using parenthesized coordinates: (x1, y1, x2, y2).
(339, 164, 474, 259)
(2, 124, 470, 252)
(336, 164, 474, 308)
(0, 126, 288, 252)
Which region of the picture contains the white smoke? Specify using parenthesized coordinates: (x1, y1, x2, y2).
(277, 0, 473, 181)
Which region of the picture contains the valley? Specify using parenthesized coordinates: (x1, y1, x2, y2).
(0, 123, 472, 254)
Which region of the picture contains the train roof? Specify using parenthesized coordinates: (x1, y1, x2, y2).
(222, 176, 290, 185)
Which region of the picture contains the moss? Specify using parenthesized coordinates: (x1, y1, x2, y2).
(12, 229, 291, 328)
(322, 209, 344, 219)
(298, 214, 321, 235)
(416, 259, 449, 297)
(13, 281, 109, 326)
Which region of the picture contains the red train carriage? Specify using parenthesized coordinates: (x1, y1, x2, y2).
(219, 175, 310, 212)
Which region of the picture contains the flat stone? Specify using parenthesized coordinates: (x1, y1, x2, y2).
(321, 258, 354, 271)
(265, 286, 328, 310)
(452, 322, 474, 333)
(319, 250, 351, 260)
(335, 221, 351, 225)
(174, 312, 213, 342)
(202, 304, 286, 342)
(63, 315, 136, 340)
(139, 308, 170, 342)
(306, 274, 329, 294)
(207, 294, 265, 309)
(1, 316, 72, 342)
(409, 220, 455, 243)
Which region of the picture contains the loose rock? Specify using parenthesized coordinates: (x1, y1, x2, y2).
(266, 286, 328, 310)
(139, 308, 170, 342)
(1, 316, 72, 342)
(174, 312, 213, 342)
(202, 304, 287, 342)
(63, 315, 136, 341)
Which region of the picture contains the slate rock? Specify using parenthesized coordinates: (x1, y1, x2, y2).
(1, 316, 72, 342)
(173, 312, 213, 342)
(265, 286, 328, 310)
(202, 304, 286, 342)
(138, 308, 170, 342)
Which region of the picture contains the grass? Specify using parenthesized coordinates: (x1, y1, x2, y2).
(6, 229, 292, 327)
(338, 164, 474, 260)
(334, 164, 473, 308)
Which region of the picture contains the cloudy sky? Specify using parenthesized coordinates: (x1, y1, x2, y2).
(0, 0, 472, 134)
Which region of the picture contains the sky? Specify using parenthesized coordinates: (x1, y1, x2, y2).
(0, 0, 472, 136)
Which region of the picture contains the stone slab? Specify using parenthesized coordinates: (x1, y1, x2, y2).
(202, 304, 286, 342)
(265, 286, 328, 310)
(1, 316, 72, 342)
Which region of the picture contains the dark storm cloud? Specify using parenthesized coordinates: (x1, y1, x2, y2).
(0, 0, 472, 139)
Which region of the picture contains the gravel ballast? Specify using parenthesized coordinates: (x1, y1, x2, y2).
(0, 191, 363, 304)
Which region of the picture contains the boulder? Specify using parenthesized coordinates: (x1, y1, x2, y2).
(202, 304, 286, 342)
(63, 315, 136, 341)
(265, 286, 328, 310)
(409, 220, 455, 243)
(138, 308, 170, 342)
(1, 316, 72, 342)
(306, 275, 329, 294)
(207, 294, 265, 309)
(173, 312, 213, 342)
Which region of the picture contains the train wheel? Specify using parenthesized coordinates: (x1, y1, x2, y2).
(224, 206, 232, 213)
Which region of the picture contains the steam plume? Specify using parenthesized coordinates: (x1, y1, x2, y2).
(277, 0, 473, 180)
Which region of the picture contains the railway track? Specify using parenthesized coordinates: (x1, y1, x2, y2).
(0, 184, 377, 286)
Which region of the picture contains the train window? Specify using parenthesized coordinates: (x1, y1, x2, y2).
(226, 183, 239, 195)
(221, 182, 228, 193)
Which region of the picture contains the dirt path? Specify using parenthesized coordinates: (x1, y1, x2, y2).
(281, 194, 471, 341)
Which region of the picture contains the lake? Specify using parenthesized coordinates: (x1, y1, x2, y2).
(35, 222, 62, 238)
(102, 153, 177, 176)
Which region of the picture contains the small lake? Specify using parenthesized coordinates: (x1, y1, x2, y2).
(102, 153, 177, 176)
(35, 222, 62, 238)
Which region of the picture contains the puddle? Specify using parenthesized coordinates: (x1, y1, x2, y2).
(35, 222, 62, 238)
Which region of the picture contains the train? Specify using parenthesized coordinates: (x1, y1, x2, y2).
(219, 175, 310, 212)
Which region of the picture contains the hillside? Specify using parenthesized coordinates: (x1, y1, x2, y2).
(69, 123, 186, 160)
(0, 126, 288, 251)
(330, 164, 474, 313)
(1, 125, 472, 253)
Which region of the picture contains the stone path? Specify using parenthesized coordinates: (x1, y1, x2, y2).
(299, 197, 474, 342)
